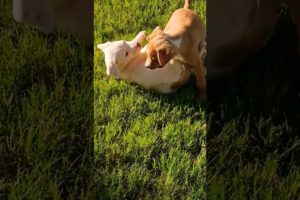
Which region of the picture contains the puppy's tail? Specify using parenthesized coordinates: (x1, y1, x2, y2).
(184, 0, 192, 9)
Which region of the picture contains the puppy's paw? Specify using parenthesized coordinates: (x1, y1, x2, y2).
(197, 89, 207, 103)
(199, 94, 207, 103)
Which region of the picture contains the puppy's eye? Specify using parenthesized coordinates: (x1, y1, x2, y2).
(125, 52, 129, 57)
(151, 56, 157, 60)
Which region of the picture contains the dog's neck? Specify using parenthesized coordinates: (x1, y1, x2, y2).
(152, 32, 180, 52)
(169, 37, 182, 49)
(119, 52, 146, 79)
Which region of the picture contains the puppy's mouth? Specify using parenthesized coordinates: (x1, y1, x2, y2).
(146, 65, 163, 69)
(146, 65, 158, 69)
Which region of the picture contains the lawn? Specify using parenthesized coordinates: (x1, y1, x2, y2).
(94, 1, 300, 199)
(0, 0, 94, 199)
(207, 8, 300, 200)
(94, 0, 207, 199)
(1, 0, 299, 199)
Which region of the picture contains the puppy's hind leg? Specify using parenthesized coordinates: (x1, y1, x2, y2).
(193, 58, 207, 102)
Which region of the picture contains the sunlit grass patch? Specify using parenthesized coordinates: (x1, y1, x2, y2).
(94, 0, 206, 199)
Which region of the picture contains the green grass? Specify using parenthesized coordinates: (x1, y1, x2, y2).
(0, 0, 94, 199)
(94, 0, 207, 199)
(2, 0, 299, 199)
(95, 1, 300, 199)
(207, 9, 300, 199)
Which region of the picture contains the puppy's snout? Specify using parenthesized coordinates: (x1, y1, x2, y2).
(107, 65, 119, 78)
(107, 68, 116, 76)
(145, 61, 160, 69)
(146, 65, 156, 69)
(145, 59, 154, 69)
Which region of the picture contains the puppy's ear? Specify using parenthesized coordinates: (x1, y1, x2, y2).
(97, 42, 110, 51)
(157, 47, 172, 66)
(133, 31, 146, 43)
(147, 26, 162, 41)
(13, 0, 54, 33)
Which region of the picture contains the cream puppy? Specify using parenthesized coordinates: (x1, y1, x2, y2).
(97, 31, 191, 94)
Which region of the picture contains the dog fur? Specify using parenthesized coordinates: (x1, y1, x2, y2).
(144, 0, 206, 100)
(97, 31, 191, 94)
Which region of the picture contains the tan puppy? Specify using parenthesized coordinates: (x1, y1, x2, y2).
(208, 0, 300, 78)
(145, 0, 206, 101)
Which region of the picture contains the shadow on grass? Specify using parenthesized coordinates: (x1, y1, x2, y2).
(0, 21, 94, 198)
(149, 76, 203, 107)
(206, 9, 300, 199)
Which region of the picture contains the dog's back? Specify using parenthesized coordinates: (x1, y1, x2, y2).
(164, 0, 204, 36)
(163, 0, 206, 55)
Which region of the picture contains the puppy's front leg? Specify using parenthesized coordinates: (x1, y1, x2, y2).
(194, 59, 207, 102)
